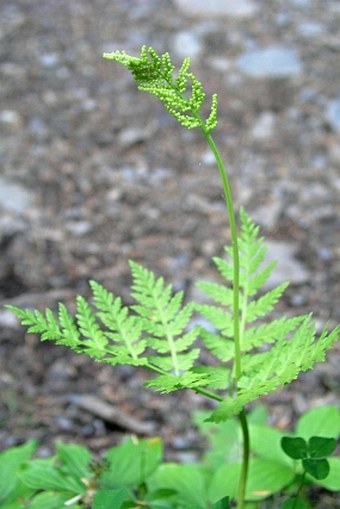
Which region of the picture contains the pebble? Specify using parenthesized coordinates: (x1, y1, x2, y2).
(0, 178, 35, 215)
(264, 241, 311, 288)
(172, 31, 202, 59)
(174, 0, 257, 18)
(0, 110, 22, 128)
(65, 221, 92, 236)
(0, 309, 19, 328)
(325, 98, 340, 133)
(38, 52, 60, 68)
(296, 22, 324, 37)
(251, 111, 276, 140)
(236, 46, 302, 78)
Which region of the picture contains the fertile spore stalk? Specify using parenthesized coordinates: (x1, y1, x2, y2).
(102, 45, 248, 508)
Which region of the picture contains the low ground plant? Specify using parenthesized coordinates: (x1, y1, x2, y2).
(4, 46, 340, 509)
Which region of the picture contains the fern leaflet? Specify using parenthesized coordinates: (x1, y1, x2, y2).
(129, 261, 198, 376)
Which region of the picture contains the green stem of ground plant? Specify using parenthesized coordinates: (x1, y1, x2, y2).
(202, 128, 249, 509)
(203, 131, 241, 381)
(237, 409, 250, 509)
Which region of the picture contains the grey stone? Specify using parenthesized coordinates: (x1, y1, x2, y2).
(236, 46, 302, 78)
(0, 178, 35, 214)
(172, 31, 202, 59)
(325, 98, 340, 133)
(251, 111, 276, 140)
(297, 22, 324, 37)
(173, 0, 257, 18)
(264, 241, 310, 288)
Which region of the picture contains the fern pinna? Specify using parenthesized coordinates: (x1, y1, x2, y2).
(7, 211, 339, 421)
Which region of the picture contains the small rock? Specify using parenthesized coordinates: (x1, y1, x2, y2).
(296, 22, 323, 37)
(325, 98, 340, 133)
(264, 241, 310, 287)
(0, 309, 19, 328)
(38, 52, 59, 68)
(251, 199, 282, 230)
(172, 31, 202, 59)
(251, 111, 276, 140)
(174, 0, 257, 18)
(65, 221, 92, 236)
(0, 178, 34, 214)
(118, 125, 153, 148)
(28, 117, 49, 140)
(236, 46, 302, 78)
(0, 110, 22, 128)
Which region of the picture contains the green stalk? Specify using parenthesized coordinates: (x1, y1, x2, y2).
(200, 125, 249, 509)
(204, 131, 242, 380)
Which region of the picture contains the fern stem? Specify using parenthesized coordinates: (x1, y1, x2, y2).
(236, 409, 250, 509)
(199, 127, 249, 509)
(203, 131, 242, 381)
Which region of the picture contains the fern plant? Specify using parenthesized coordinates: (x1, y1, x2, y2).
(7, 46, 339, 509)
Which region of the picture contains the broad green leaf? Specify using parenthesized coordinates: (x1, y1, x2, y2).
(26, 492, 72, 509)
(93, 488, 133, 509)
(19, 461, 85, 493)
(149, 463, 210, 508)
(249, 425, 292, 466)
(0, 440, 37, 503)
(209, 459, 294, 502)
(308, 436, 336, 458)
(101, 437, 162, 489)
(280, 497, 309, 509)
(212, 496, 231, 509)
(193, 413, 241, 468)
(56, 442, 92, 479)
(314, 457, 340, 490)
(281, 437, 308, 460)
(296, 405, 340, 440)
(302, 458, 330, 480)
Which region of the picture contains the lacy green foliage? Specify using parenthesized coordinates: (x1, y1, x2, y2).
(195, 209, 340, 421)
(6, 263, 206, 395)
(7, 212, 339, 423)
(103, 45, 218, 133)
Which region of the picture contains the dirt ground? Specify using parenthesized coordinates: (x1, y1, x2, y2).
(0, 0, 339, 505)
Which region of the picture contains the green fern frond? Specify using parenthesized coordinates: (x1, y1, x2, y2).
(242, 315, 305, 350)
(245, 282, 289, 322)
(150, 349, 200, 373)
(197, 210, 290, 352)
(196, 281, 234, 307)
(208, 320, 340, 422)
(103, 46, 218, 133)
(6, 305, 62, 342)
(130, 261, 198, 376)
(89, 280, 147, 362)
(75, 296, 108, 356)
(199, 329, 235, 362)
(58, 303, 80, 347)
(145, 370, 209, 394)
(191, 365, 231, 390)
(195, 304, 233, 336)
(196, 209, 339, 414)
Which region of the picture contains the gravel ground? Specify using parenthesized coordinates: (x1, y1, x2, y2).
(0, 1, 339, 504)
